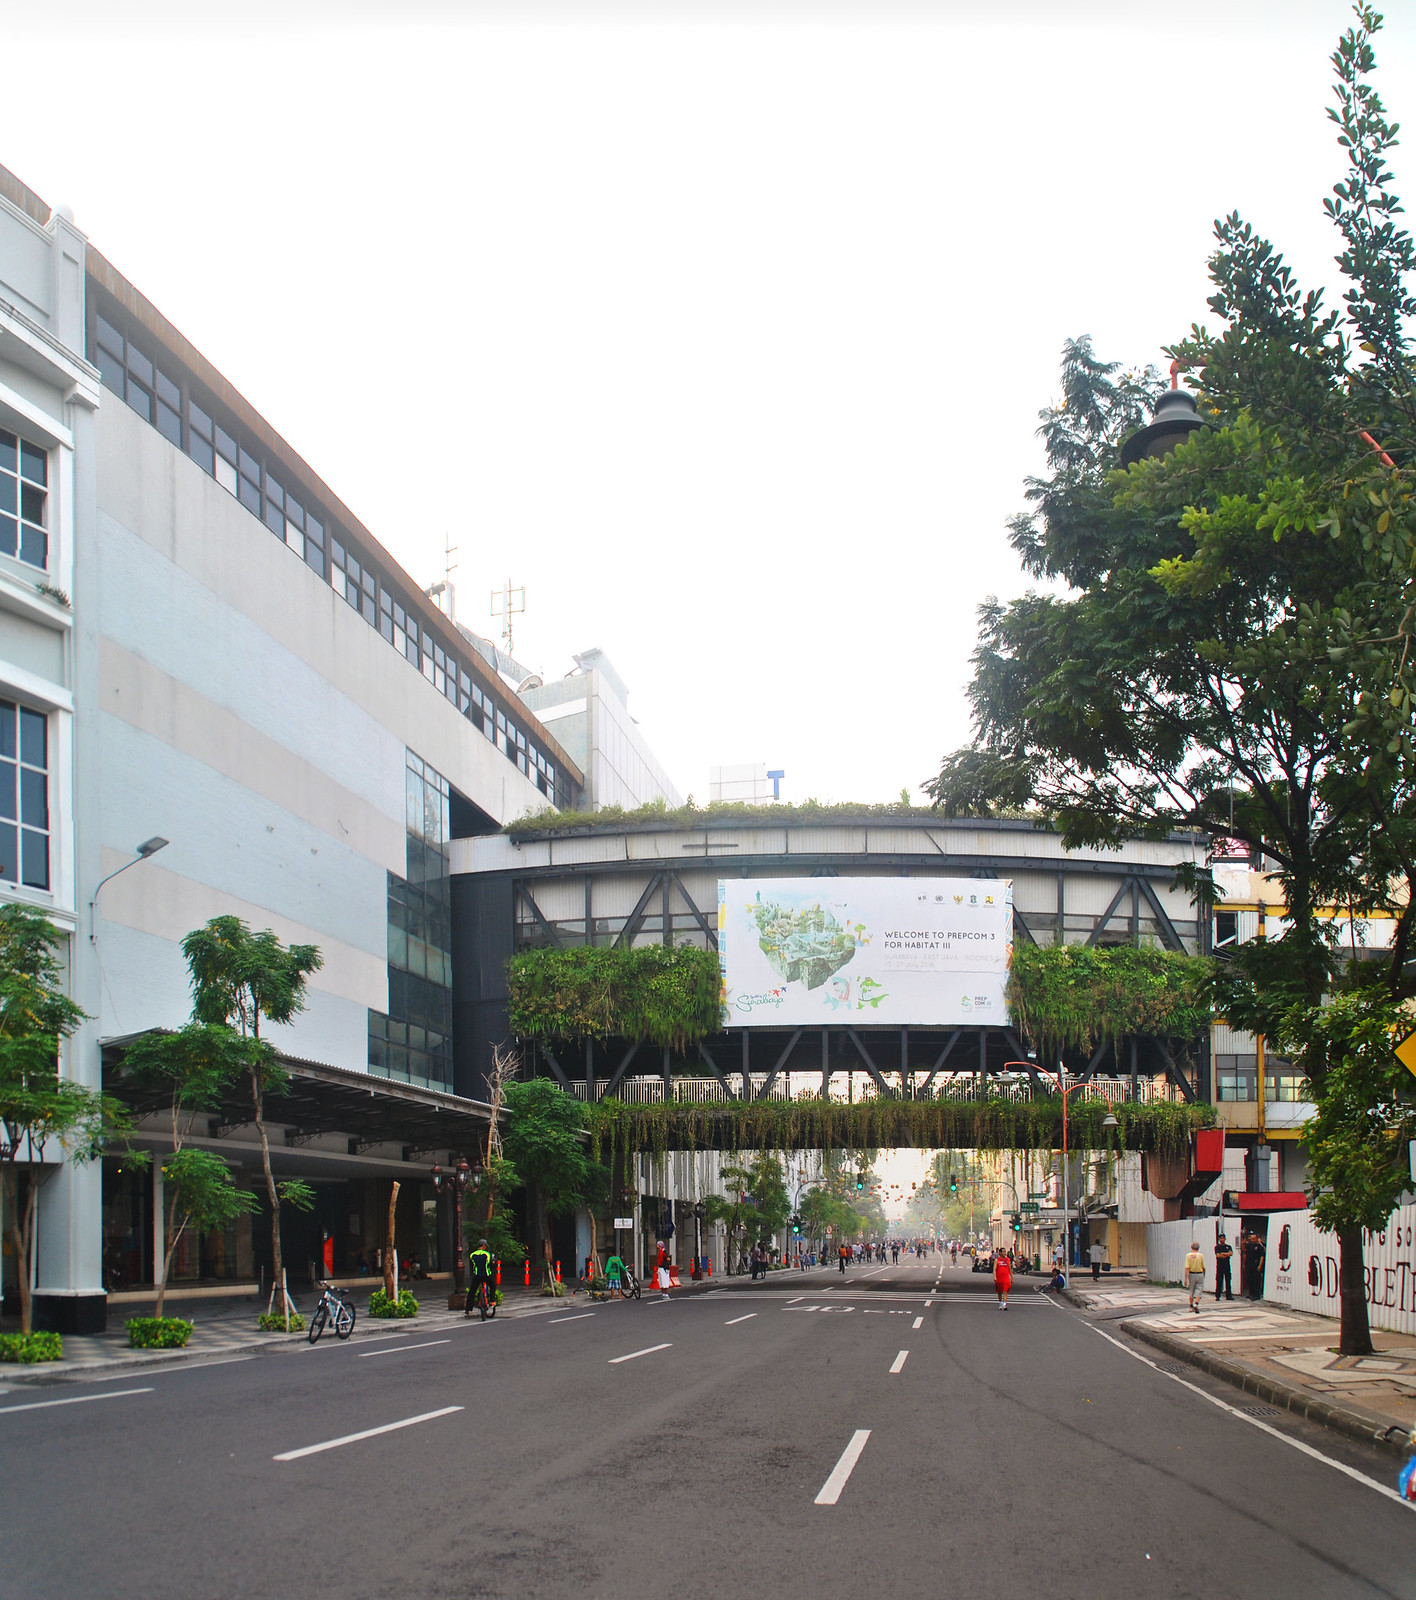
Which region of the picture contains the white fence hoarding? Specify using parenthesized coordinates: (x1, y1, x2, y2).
(717, 876, 1013, 1028)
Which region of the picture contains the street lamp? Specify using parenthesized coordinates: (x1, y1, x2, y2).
(431, 1157, 474, 1291)
(89, 836, 168, 943)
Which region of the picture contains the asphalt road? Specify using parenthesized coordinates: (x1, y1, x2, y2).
(4, 1254, 1414, 1600)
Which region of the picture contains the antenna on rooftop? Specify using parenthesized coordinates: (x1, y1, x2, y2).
(491, 579, 525, 654)
(425, 533, 460, 620)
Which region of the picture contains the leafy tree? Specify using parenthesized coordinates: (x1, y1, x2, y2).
(123, 1024, 259, 1317)
(501, 1079, 606, 1287)
(930, 4, 1416, 1354)
(179, 918, 321, 1315)
(703, 1153, 791, 1271)
(0, 905, 137, 1333)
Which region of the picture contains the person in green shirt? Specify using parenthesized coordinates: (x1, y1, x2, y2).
(464, 1239, 494, 1318)
(605, 1253, 626, 1295)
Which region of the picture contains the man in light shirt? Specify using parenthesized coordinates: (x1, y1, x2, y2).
(1184, 1241, 1207, 1313)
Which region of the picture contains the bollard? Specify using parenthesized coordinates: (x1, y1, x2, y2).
(524, 1260, 530, 1287)
(707, 1258, 712, 1277)
(495, 1260, 501, 1287)
(555, 1260, 562, 1282)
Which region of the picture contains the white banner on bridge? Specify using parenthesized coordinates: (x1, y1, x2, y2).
(717, 876, 1012, 1028)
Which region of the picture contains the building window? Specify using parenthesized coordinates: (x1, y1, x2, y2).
(0, 701, 49, 890)
(0, 429, 48, 570)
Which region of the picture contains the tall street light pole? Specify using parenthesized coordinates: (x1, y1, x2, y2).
(89, 836, 168, 942)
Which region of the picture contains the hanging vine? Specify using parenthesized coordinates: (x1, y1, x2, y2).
(1007, 943, 1211, 1058)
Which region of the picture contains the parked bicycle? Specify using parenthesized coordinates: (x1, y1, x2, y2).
(308, 1282, 356, 1343)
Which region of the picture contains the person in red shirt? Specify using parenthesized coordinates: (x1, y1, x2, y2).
(993, 1247, 1013, 1310)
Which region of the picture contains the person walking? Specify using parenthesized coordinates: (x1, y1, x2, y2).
(993, 1245, 1013, 1309)
(1184, 1239, 1206, 1313)
(838, 1242, 848, 1275)
(1088, 1238, 1104, 1282)
(1214, 1232, 1234, 1301)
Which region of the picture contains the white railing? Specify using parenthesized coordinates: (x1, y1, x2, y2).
(560, 1071, 1187, 1105)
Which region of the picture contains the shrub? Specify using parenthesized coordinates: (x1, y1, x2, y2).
(368, 1288, 419, 1318)
(126, 1317, 193, 1349)
(0, 1331, 63, 1363)
(258, 1312, 306, 1332)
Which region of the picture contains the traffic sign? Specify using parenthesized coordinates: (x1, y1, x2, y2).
(1398, 1031, 1416, 1082)
(1019, 1202, 1040, 1214)
(613, 1217, 634, 1230)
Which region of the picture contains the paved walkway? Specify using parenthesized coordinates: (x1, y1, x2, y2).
(1064, 1279, 1416, 1454)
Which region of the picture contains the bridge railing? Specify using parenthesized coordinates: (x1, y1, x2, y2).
(559, 1071, 1187, 1105)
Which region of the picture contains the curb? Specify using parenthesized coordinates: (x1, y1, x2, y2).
(1116, 1318, 1416, 1459)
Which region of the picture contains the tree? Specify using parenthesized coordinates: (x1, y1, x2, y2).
(501, 1078, 606, 1288)
(929, 4, 1416, 1354)
(180, 918, 321, 1315)
(0, 905, 136, 1334)
(123, 1024, 259, 1317)
(704, 1153, 792, 1270)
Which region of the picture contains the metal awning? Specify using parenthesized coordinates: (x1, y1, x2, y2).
(101, 1032, 492, 1156)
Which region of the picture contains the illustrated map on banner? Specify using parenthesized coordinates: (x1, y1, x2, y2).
(716, 876, 1013, 1028)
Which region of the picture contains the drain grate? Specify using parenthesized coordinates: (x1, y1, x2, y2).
(1153, 1361, 1191, 1374)
(1237, 1404, 1281, 1417)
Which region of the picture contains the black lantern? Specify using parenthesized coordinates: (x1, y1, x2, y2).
(1119, 366, 1208, 466)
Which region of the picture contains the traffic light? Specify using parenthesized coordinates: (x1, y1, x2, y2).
(855, 1174, 865, 1193)
(1011, 1214, 1022, 1234)
(949, 1173, 958, 1193)
(791, 1214, 802, 1235)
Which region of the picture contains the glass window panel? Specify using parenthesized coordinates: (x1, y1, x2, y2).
(189, 435, 215, 476)
(19, 767, 46, 829)
(238, 447, 260, 482)
(215, 456, 237, 496)
(0, 430, 12, 470)
(0, 763, 12, 821)
(156, 401, 182, 446)
(361, 592, 376, 625)
(0, 703, 14, 759)
(285, 520, 304, 559)
(189, 401, 212, 441)
(237, 476, 261, 515)
(19, 442, 45, 486)
(0, 476, 14, 516)
(19, 708, 45, 767)
(393, 602, 406, 627)
(345, 553, 360, 582)
(127, 384, 152, 424)
(264, 476, 283, 512)
(285, 495, 304, 528)
(380, 590, 393, 616)
(331, 538, 346, 568)
(304, 541, 324, 578)
(20, 828, 47, 890)
(96, 349, 125, 393)
(126, 346, 153, 387)
(305, 514, 323, 548)
(18, 523, 45, 567)
(156, 370, 180, 410)
(214, 426, 237, 464)
(96, 316, 124, 357)
(0, 822, 16, 883)
(362, 571, 375, 598)
(263, 502, 284, 536)
(20, 484, 44, 525)
(388, 924, 408, 967)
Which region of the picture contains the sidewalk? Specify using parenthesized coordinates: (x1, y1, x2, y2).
(0, 1279, 597, 1388)
(1063, 1280, 1416, 1458)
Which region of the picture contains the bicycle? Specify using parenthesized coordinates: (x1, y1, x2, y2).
(308, 1282, 356, 1343)
(465, 1278, 498, 1321)
(617, 1266, 641, 1301)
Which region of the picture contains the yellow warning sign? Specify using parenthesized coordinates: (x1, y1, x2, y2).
(1396, 1030, 1416, 1081)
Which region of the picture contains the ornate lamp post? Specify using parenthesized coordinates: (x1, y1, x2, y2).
(431, 1158, 474, 1291)
(1119, 361, 1209, 467)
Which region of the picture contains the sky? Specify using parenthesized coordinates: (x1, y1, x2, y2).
(6, 0, 1414, 806)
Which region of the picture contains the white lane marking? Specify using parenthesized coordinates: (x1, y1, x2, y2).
(275, 1405, 463, 1461)
(357, 1339, 451, 1359)
(815, 1429, 872, 1505)
(549, 1314, 595, 1325)
(1082, 1317, 1415, 1510)
(0, 1386, 153, 1416)
(609, 1343, 672, 1364)
(890, 1350, 910, 1374)
(786, 1297, 804, 1304)
(912, 1317, 924, 1330)
(140, 1355, 256, 1375)
(924, 1300, 933, 1307)
(725, 1314, 757, 1326)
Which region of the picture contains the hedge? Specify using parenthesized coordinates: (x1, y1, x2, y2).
(368, 1288, 419, 1319)
(258, 1312, 306, 1332)
(0, 1331, 62, 1363)
(126, 1317, 193, 1349)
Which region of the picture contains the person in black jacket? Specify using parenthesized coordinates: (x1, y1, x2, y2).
(1214, 1233, 1235, 1301)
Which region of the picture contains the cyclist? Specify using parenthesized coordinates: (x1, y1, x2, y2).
(465, 1238, 494, 1317)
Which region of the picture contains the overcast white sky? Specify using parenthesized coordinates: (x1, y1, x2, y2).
(6, 1, 1413, 805)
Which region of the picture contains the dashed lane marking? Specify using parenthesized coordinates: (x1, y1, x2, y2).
(913, 1317, 924, 1329)
(815, 1429, 871, 1505)
(0, 1387, 153, 1416)
(549, 1314, 595, 1324)
(889, 1350, 910, 1374)
(274, 1406, 463, 1461)
(357, 1339, 451, 1359)
(609, 1343, 672, 1365)
(725, 1314, 757, 1325)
